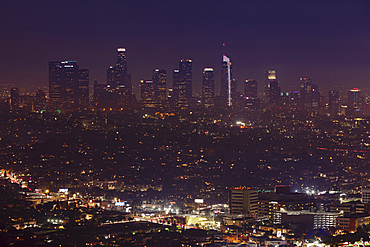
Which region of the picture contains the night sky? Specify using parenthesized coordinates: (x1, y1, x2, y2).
(1, 0, 369, 96)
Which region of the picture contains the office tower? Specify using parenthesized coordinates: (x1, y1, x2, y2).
(49, 60, 79, 109)
(141, 80, 156, 107)
(202, 68, 215, 107)
(348, 88, 361, 108)
(328, 90, 340, 114)
(107, 66, 115, 87)
(49, 60, 89, 109)
(152, 69, 166, 104)
(10, 87, 19, 110)
(221, 55, 232, 106)
(107, 48, 132, 92)
(116, 47, 128, 75)
(245, 79, 257, 98)
(62, 61, 79, 108)
(311, 84, 320, 108)
(269, 80, 281, 103)
(34, 90, 46, 112)
(179, 59, 192, 105)
(78, 68, 89, 107)
(172, 69, 181, 107)
(265, 70, 280, 103)
(264, 70, 276, 97)
(229, 187, 258, 216)
(300, 77, 312, 108)
(49, 61, 64, 108)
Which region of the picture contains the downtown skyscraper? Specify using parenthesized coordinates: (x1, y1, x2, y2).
(49, 61, 89, 109)
(107, 48, 132, 93)
(202, 68, 215, 107)
(265, 70, 280, 104)
(244, 79, 257, 99)
(173, 59, 192, 107)
(152, 69, 166, 105)
(221, 55, 232, 106)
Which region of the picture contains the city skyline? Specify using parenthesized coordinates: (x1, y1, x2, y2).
(1, 0, 369, 96)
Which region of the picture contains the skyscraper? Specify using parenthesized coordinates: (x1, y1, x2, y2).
(49, 60, 89, 109)
(78, 68, 89, 107)
(348, 88, 361, 109)
(229, 187, 258, 216)
(140, 80, 156, 107)
(49, 61, 64, 108)
(300, 77, 312, 108)
(152, 69, 166, 104)
(328, 90, 340, 114)
(172, 69, 181, 107)
(107, 48, 132, 93)
(221, 55, 232, 106)
(34, 90, 46, 112)
(202, 68, 215, 107)
(62, 61, 79, 108)
(245, 79, 257, 98)
(10, 87, 19, 110)
(265, 70, 280, 103)
(311, 84, 320, 108)
(179, 59, 192, 104)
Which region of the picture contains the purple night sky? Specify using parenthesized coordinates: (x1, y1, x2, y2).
(0, 0, 369, 96)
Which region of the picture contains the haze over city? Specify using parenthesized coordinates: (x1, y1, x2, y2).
(1, 0, 370, 95)
(2, 1, 370, 246)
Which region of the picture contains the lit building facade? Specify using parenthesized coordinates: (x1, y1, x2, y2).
(78, 68, 89, 107)
(202, 68, 215, 107)
(106, 48, 132, 93)
(229, 187, 258, 216)
(265, 70, 280, 103)
(152, 69, 166, 105)
(179, 59, 192, 105)
(49, 60, 89, 109)
(348, 88, 361, 109)
(221, 55, 232, 106)
(245, 79, 257, 98)
(328, 90, 340, 114)
(173, 59, 192, 107)
(141, 80, 156, 107)
(10, 87, 19, 110)
(299, 77, 312, 108)
(34, 90, 46, 112)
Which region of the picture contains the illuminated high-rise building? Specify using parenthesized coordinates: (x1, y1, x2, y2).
(172, 69, 181, 107)
(328, 90, 340, 114)
(140, 80, 156, 107)
(311, 84, 320, 108)
(10, 87, 19, 110)
(152, 69, 166, 104)
(299, 77, 312, 108)
(49, 60, 88, 109)
(34, 90, 46, 112)
(179, 59, 192, 104)
(348, 88, 361, 108)
(49, 61, 64, 108)
(265, 70, 280, 103)
(245, 79, 257, 98)
(229, 187, 258, 216)
(264, 70, 276, 97)
(78, 68, 89, 107)
(107, 48, 132, 92)
(116, 47, 128, 75)
(202, 68, 215, 107)
(62, 61, 79, 108)
(221, 55, 232, 106)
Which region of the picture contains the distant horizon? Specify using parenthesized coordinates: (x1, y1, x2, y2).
(1, 0, 369, 97)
